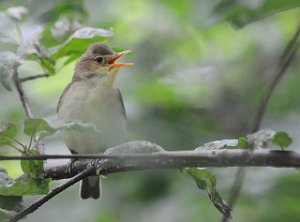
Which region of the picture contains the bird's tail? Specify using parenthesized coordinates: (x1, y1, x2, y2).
(80, 176, 101, 199)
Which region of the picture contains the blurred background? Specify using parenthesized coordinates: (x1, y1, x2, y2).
(0, 0, 300, 221)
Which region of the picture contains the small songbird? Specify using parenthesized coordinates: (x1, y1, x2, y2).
(57, 43, 133, 199)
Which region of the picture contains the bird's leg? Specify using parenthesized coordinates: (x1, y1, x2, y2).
(89, 159, 100, 176)
(68, 149, 79, 175)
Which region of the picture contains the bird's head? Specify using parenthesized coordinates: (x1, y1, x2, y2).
(73, 43, 133, 81)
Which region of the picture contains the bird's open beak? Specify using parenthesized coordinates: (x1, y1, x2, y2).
(108, 50, 134, 68)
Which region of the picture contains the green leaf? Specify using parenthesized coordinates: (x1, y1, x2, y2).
(0, 137, 12, 147)
(0, 169, 23, 218)
(0, 178, 50, 196)
(51, 27, 113, 62)
(23, 118, 56, 140)
(20, 157, 30, 175)
(24, 118, 101, 140)
(20, 150, 44, 178)
(0, 122, 17, 138)
(0, 122, 17, 147)
(272, 131, 292, 150)
(213, 0, 300, 27)
(0, 166, 49, 196)
(184, 168, 231, 217)
(0, 51, 19, 91)
(19, 42, 56, 76)
(39, 1, 87, 47)
(39, 57, 55, 75)
(226, 137, 248, 149)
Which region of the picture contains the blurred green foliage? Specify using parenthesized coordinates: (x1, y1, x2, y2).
(0, 0, 299, 221)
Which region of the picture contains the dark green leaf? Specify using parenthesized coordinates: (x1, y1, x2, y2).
(213, 0, 300, 27)
(39, 57, 55, 75)
(272, 131, 292, 150)
(20, 150, 44, 178)
(185, 168, 231, 217)
(20, 157, 30, 175)
(51, 27, 113, 63)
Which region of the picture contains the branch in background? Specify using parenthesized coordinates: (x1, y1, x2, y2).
(223, 22, 300, 222)
(12, 67, 46, 154)
(19, 73, 49, 82)
(12, 70, 34, 117)
(9, 167, 94, 222)
(252, 23, 300, 132)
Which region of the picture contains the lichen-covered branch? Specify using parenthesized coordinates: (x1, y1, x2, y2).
(37, 148, 300, 180)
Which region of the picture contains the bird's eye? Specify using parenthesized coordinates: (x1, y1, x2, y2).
(95, 57, 103, 64)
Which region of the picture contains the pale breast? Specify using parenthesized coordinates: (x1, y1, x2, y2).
(58, 81, 126, 153)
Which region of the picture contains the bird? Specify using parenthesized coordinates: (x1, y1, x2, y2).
(57, 43, 133, 199)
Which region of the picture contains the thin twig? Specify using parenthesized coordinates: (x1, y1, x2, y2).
(252, 39, 300, 132)
(9, 167, 94, 222)
(19, 73, 49, 82)
(221, 167, 245, 222)
(12, 69, 34, 117)
(12, 68, 46, 155)
(222, 22, 300, 222)
(8, 144, 24, 153)
(8, 137, 27, 150)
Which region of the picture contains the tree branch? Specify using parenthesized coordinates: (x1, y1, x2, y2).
(223, 22, 300, 222)
(12, 66, 46, 154)
(252, 25, 300, 132)
(1, 148, 299, 179)
(0, 149, 300, 169)
(19, 73, 49, 82)
(4, 142, 299, 221)
(12, 69, 34, 117)
(9, 167, 95, 222)
(43, 149, 300, 178)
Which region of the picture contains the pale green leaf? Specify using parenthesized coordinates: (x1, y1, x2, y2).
(0, 51, 18, 91)
(185, 168, 231, 217)
(51, 27, 113, 62)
